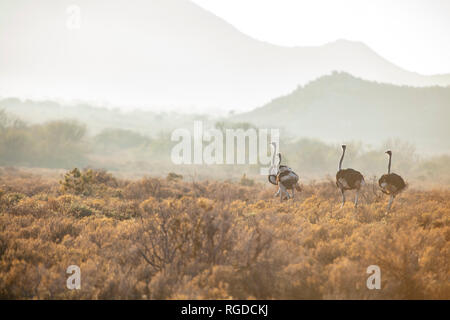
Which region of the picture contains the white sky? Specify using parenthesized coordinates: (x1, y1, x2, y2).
(192, 0, 450, 75)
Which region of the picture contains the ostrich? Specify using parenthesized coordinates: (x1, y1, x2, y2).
(378, 150, 406, 212)
(336, 145, 365, 208)
(268, 143, 301, 201)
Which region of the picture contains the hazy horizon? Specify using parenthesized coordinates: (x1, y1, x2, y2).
(1, 0, 450, 113)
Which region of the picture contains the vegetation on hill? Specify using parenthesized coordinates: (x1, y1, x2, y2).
(3, 70, 450, 156)
(1, 109, 449, 185)
(235, 72, 450, 153)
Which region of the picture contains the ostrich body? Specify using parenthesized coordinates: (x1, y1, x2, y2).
(378, 150, 406, 212)
(336, 145, 365, 208)
(268, 143, 301, 201)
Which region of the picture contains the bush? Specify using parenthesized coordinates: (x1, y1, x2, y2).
(0, 169, 449, 299)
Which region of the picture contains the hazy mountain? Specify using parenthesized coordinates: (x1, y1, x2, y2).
(1, 0, 450, 112)
(234, 72, 450, 153)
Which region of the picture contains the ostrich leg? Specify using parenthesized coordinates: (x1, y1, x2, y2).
(292, 186, 295, 199)
(387, 194, 395, 212)
(274, 188, 280, 197)
(354, 190, 359, 208)
(340, 189, 346, 208)
(280, 184, 288, 202)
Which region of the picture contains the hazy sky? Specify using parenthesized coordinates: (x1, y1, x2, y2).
(192, 0, 450, 75)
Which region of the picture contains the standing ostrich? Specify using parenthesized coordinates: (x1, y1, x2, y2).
(336, 145, 365, 208)
(268, 143, 301, 201)
(378, 150, 406, 212)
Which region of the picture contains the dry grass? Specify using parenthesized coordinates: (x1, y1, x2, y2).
(0, 168, 448, 299)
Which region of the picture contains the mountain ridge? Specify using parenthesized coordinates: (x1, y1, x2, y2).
(233, 72, 450, 153)
(0, 0, 449, 111)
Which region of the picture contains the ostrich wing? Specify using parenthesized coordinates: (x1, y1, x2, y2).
(279, 170, 299, 188)
(268, 175, 278, 185)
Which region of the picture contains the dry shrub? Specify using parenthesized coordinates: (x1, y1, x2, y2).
(0, 168, 448, 299)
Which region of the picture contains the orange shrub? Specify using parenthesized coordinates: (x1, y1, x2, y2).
(0, 168, 448, 299)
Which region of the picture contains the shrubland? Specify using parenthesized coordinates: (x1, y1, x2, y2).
(0, 167, 448, 299)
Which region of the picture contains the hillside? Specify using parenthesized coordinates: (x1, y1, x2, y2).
(1, 0, 450, 111)
(234, 72, 450, 153)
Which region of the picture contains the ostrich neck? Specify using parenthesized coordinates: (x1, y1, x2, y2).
(388, 154, 392, 174)
(271, 146, 276, 168)
(269, 143, 278, 175)
(339, 149, 345, 170)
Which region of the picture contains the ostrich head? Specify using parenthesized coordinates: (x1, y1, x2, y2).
(385, 150, 392, 156)
(342, 144, 347, 150)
